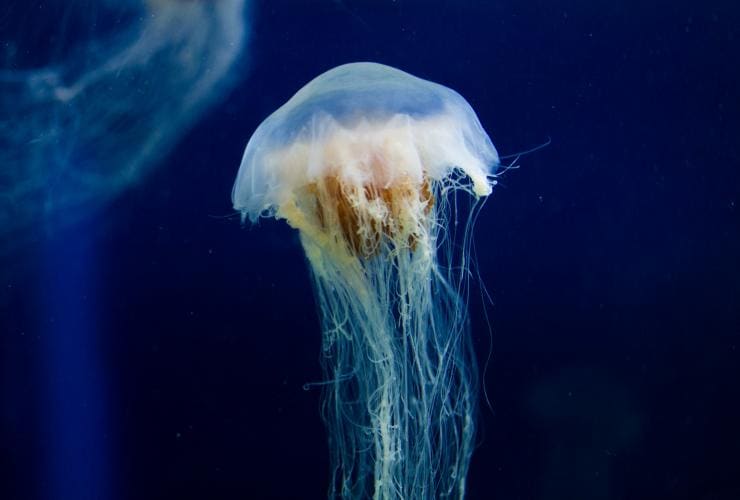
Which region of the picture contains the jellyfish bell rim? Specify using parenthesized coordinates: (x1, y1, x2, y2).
(232, 62, 499, 222)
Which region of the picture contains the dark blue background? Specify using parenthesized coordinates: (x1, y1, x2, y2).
(1, 0, 739, 499)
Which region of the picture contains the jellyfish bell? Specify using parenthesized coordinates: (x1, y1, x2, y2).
(233, 62, 497, 216)
(233, 62, 498, 499)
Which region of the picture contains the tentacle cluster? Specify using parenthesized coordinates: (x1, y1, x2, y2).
(282, 172, 480, 499)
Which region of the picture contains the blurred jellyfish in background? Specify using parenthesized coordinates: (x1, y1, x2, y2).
(233, 63, 498, 499)
(0, 0, 250, 256)
(0, 1, 249, 498)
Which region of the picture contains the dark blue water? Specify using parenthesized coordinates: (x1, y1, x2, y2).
(1, 1, 738, 499)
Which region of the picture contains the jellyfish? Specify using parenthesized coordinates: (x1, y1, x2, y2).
(233, 62, 498, 499)
(0, 0, 249, 256)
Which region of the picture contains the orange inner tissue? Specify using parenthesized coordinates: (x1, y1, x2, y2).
(307, 176, 434, 258)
